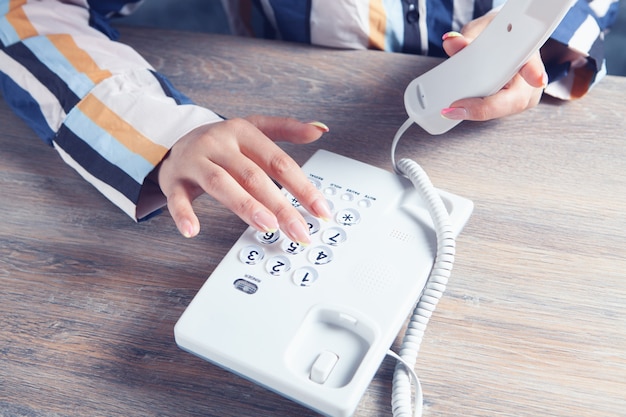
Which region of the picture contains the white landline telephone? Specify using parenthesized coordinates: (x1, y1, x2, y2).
(174, 1, 574, 416)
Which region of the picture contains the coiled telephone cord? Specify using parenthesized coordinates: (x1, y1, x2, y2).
(388, 118, 456, 417)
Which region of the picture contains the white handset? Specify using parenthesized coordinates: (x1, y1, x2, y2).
(404, 0, 575, 135)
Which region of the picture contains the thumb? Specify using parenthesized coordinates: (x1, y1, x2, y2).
(166, 190, 201, 238)
(442, 31, 470, 57)
(519, 52, 548, 88)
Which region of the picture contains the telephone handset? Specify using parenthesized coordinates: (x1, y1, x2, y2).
(404, 0, 574, 135)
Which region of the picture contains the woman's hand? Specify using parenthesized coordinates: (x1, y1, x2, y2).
(156, 115, 332, 243)
(440, 12, 548, 121)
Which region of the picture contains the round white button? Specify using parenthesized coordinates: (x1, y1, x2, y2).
(239, 245, 264, 265)
(357, 199, 372, 208)
(292, 267, 319, 287)
(335, 208, 361, 226)
(308, 246, 333, 265)
(322, 227, 347, 246)
(256, 230, 280, 244)
(304, 215, 321, 235)
(266, 255, 291, 276)
(282, 239, 305, 255)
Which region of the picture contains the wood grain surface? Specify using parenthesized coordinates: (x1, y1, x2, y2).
(1, 27, 625, 417)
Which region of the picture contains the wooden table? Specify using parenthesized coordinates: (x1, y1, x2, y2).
(1, 27, 625, 417)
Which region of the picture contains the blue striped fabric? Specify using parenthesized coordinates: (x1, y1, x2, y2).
(56, 123, 143, 203)
(426, 0, 454, 56)
(267, 0, 311, 43)
(0, 69, 55, 142)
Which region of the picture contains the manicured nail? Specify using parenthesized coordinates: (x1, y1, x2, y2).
(441, 107, 468, 120)
(311, 197, 332, 222)
(286, 219, 311, 245)
(442, 31, 462, 41)
(540, 71, 549, 88)
(253, 210, 279, 233)
(307, 121, 329, 133)
(180, 219, 196, 238)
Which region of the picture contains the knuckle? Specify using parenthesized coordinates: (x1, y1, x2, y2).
(293, 181, 319, 207)
(268, 153, 297, 177)
(234, 196, 258, 217)
(238, 166, 264, 192)
(272, 200, 297, 223)
(202, 168, 229, 191)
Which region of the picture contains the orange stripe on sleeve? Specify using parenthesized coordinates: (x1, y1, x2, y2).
(368, 0, 386, 50)
(47, 34, 112, 84)
(77, 94, 168, 166)
(570, 66, 595, 99)
(5, 1, 38, 40)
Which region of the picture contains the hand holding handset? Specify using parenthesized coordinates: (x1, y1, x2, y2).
(404, 0, 575, 135)
(175, 1, 574, 416)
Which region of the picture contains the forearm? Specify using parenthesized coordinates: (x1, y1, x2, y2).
(0, 0, 222, 220)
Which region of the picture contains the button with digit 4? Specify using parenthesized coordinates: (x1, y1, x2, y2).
(308, 246, 333, 265)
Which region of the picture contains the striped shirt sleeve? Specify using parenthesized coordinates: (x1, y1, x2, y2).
(545, 0, 620, 100)
(225, 0, 619, 100)
(0, 0, 223, 221)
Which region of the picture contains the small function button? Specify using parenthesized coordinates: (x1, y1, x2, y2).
(357, 199, 372, 208)
(233, 279, 258, 294)
(239, 245, 264, 265)
(323, 187, 337, 196)
(308, 178, 322, 189)
(340, 193, 354, 202)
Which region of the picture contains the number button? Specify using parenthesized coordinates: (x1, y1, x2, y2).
(282, 239, 305, 255)
(256, 230, 280, 244)
(284, 192, 301, 208)
(304, 215, 321, 235)
(266, 255, 291, 276)
(308, 246, 333, 265)
(292, 267, 319, 287)
(322, 227, 347, 246)
(239, 245, 264, 265)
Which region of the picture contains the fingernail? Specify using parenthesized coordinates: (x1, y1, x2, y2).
(442, 31, 462, 41)
(541, 71, 548, 88)
(441, 107, 468, 120)
(286, 219, 311, 245)
(311, 198, 332, 221)
(307, 121, 329, 133)
(180, 219, 196, 238)
(253, 210, 279, 233)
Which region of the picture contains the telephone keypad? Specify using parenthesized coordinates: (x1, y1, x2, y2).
(236, 179, 372, 289)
